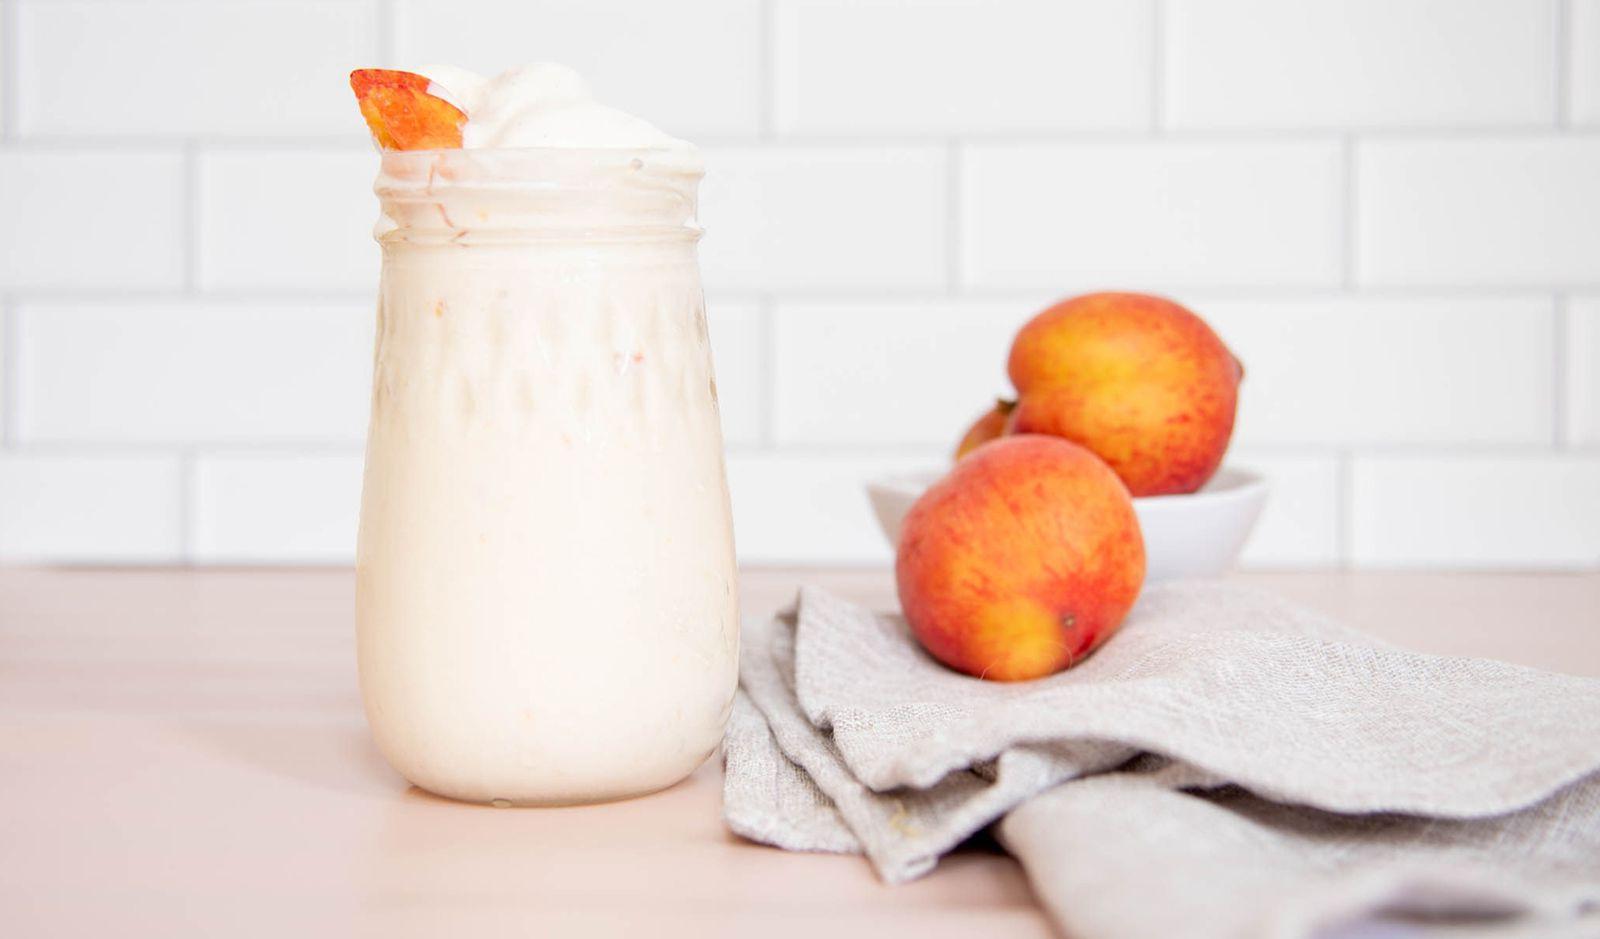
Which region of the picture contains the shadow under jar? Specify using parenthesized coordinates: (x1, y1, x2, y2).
(355, 148, 738, 806)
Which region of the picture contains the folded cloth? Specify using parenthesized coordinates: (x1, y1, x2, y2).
(722, 582, 1600, 939)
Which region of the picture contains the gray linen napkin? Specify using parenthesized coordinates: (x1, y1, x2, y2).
(722, 582, 1600, 938)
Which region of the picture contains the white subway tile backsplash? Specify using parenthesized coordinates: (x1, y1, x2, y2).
(1568, 297, 1600, 447)
(700, 147, 947, 291)
(1166, 0, 1557, 129)
(775, 0, 1150, 135)
(772, 300, 1038, 447)
(962, 142, 1343, 289)
(15, 301, 373, 444)
(0, 455, 182, 562)
(0, 151, 186, 289)
(1231, 453, 1342, 569)
(728, 452, 937, 563)
(15, 0, 375, 138)
(1356, 138, 1600, 286)
(707, 301, 766, 449)
(198, 149, 379, 291)
(1572, 0, 1600, 124)
(392, 0, 761, 138)
(1204, 296, 1555, 446)
(1, 0, 1596, 570)
(1351, 456, 1600, 568)
(191, 453, 363, 563)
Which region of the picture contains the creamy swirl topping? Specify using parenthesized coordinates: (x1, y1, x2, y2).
(416, 63, 692, 151)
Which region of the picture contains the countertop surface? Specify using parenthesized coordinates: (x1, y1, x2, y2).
(3, 567, 1598, 937)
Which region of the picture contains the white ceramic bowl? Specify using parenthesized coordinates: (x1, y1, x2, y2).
(867, 466, 1268, 582)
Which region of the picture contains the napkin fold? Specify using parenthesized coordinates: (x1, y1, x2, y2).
(723, 582, 1600, 939)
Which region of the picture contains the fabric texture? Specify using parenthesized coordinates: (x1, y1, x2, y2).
(722, 582, 1600, 939)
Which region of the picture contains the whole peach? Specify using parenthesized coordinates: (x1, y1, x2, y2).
(1007, 292, 1241, 497)
(896, 435, 1145, 681)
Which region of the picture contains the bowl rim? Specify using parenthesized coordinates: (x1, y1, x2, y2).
(866, 464, 1269, 506)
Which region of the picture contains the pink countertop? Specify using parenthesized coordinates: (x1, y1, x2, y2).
(2, 568, 1597, 937)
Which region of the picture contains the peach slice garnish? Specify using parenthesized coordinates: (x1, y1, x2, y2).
(349, 69, 466, 150)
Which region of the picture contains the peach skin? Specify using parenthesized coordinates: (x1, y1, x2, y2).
(350, 69, 466, 151)
(1006, 292, 1241, 497)
(896, 434, 1145, 681)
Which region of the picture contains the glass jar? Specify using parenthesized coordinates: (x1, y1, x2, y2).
(355, 148, 738, 805)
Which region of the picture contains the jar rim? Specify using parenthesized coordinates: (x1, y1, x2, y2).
(372, 146, 702, 242)
(376, 146, 704, 190)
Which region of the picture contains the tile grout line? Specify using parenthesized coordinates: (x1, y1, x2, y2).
(759, 294, 777, 449)
(1149, 0, 1165, 133)
(11, 284, 1600, 305)
(1556, 0, 1571, 127)
(1553, 293, 1569, 447)
(178, 449, 196, 564)
(10, 287, 389, 303)
(0, 0, 16, 141)
(12, 441, 366, 457)
(11, 282, 1600, 303)
(1, 439, 1585, 461)
(9, 127, 1600, 152)
(945, 139, 962, 295)
(760, 0, 777, 139)
(1335, 450, 1355, 570)
(2, 135, 372, 152)
(1341, 134, 1358, 289)
(727, 441, 1581, 459)
(375, 0, 395, 64)
(0, 295, 16, 448)
(183, 140, 201, 292)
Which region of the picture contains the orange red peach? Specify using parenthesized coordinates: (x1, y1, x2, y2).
(897, 435, 1145, 681)
(1005, 292, 1242, 497)
(349, 69, 465, 151)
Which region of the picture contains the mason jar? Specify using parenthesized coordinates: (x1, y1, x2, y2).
(355, 147, 738, 805)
